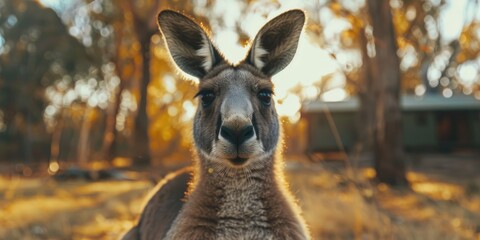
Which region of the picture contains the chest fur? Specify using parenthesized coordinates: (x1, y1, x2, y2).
(167, 179, 276, 238)
(213, 184, 273, 238)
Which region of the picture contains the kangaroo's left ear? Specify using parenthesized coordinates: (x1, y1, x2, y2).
(246, 10, 305, 77)
(157, 10, 224, 79)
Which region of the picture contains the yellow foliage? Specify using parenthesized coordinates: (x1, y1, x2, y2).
(346, 15, 363, 32)
(457, 21, 480, 64)
(341, 29, 356, 47)
(330, 2, 343, 15)
(392, 8, 411, 35)
(397, 37, 407, 49)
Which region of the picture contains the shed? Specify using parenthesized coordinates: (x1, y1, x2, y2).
(302, 94, 480, 152)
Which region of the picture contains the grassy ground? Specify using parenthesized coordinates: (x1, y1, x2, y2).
(1, 155, 479, 240)
(288, 162, 480, 239)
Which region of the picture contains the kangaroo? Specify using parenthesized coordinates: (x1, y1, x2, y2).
(122, 9, 310, 240)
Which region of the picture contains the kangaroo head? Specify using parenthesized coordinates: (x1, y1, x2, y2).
(157, 10, 305, 168)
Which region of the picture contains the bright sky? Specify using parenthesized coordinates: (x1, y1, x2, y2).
(440, 0, 480, 43)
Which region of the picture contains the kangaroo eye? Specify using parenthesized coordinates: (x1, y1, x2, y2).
(198, 90, 215, 108)
(258, 90, 272, 106)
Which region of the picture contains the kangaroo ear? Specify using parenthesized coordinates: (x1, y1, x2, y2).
(157, 10, 223, 79)
(246, 10, 305, 76)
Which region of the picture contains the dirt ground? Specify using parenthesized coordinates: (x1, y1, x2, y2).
(0, 153, 479, 240)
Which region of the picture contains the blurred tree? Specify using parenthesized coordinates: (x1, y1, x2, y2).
(306, 0, 480, 185)
(122, 0, 159, 165)
(0, 0, 91, 163)
(306, 0, 408, 184)
(117, 0, 196, 165)
(83, 0, 138, 164)
(83, 0, 200, 166)
(366, 0, 407, 185)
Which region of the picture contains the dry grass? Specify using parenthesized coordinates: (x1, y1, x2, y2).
(287, 164, 480, 240)
(0, 160, 479, 240)
(0, 177, 151, 240)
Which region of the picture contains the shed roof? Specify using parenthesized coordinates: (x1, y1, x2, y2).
(302, 94, 480, 113)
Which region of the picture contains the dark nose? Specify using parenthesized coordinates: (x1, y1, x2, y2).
(220, 125, 255, 146)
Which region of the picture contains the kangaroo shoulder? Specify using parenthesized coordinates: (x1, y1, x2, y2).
(137, 167, 192, 240)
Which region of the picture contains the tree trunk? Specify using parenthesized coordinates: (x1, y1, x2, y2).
(50, 108, 65, 165)
(77, 106, 93, 166)
(357, 27, 376, 153)
(101, 79, 124, 164)
(367, 0, 408, 186)
(132, 35, 152, 166)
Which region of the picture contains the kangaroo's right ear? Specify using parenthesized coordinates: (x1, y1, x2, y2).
(157, 10, 223, 79)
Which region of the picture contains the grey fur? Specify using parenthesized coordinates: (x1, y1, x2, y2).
(121, 9, 309, 240)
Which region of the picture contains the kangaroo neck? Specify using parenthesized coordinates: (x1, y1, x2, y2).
(195, 157, 278, 198)
(188, 158, 283, 228)
(188, 156, 283, 219)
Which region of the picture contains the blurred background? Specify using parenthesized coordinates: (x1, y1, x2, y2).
(0, 0, 479, 239)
